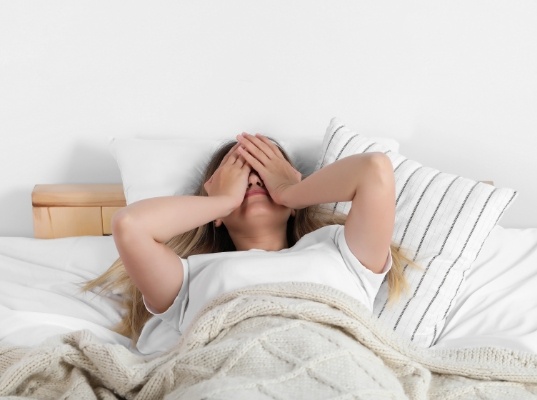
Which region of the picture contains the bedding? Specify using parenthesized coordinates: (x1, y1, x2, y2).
(1, 283, 537, 399)
(0, 228, 536, 398)
(0, 235, 129, 349)
(433, 225, 537, 353)
(0, 226, 536, 355)
(0, 117, 535, 398)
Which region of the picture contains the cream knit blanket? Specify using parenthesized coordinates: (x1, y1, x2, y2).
(1, 282, 536, 399)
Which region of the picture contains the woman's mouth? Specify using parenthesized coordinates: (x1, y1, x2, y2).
(245, 189, 269, 198)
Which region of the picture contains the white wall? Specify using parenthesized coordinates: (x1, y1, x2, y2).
(1, 1, 536, 237)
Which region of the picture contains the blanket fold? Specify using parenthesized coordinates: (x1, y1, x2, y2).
(1, 282, 536, 399)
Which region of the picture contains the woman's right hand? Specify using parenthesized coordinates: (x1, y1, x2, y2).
(204, 143, 251, 212)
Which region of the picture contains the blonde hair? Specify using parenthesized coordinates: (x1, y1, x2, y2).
(84, 140, 411, 343)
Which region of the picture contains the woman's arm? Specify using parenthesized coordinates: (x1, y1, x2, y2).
(290, 152, 395, 273)
(114, 144, 250, 313)
(237, 133, 395, 273)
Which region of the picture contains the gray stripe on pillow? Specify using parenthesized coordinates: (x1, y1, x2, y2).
(335, 134, 359, 161)
(412, 188, 496, 342)
(377, 174, 460, 319)
(395, 165, 422, 206)
(492, 190, 518, 227)
(429, 188, 518, 346)
(392, 182, 480, 332)
(329, 132, 359, 213)
(363, 143, 375, 153)
(393, 157, 409, 173)
(365, 142, 392, 155)
(332, 202, 339, 214)
(410, 176, 461, 260)
(430, 270, 466, 346)
(397, 171, 442, 252)
(319, 124, 345, 169)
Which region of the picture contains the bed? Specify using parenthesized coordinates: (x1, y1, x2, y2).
(1, 118, 536, 399)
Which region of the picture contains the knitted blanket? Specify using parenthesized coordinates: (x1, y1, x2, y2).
(1, 282, 536, 399)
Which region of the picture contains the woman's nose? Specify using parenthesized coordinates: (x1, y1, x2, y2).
(248, 171, 264, 188)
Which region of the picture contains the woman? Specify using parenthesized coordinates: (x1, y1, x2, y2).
(86, 133, 406, 346)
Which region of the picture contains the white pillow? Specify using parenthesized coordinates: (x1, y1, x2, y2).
(110, 137, 222, 205)
(318, 117, 518, 347)
(434, 225, 537, 354)
(111, 136, 400, 205)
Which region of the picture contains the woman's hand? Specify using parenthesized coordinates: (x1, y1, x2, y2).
(236, 133, 301, 206)
(204, 143, 251, 211)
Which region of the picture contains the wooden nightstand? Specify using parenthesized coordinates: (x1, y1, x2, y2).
(32, 184, 126, 238)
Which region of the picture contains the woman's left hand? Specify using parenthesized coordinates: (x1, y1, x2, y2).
(237, 133, 301, 206)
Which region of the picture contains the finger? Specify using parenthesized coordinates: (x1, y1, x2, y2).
(255, 134, 285, 159)
(233, 154, 247, 167)
(239, 156, 251, 174)
(220, 143, 241, 165)
(237, 145, 264, 173)
(225, 148, 246, 166)
(247, 133, 277, 160)
(225, 153, 238, 165)
(237, 134, 272, 165)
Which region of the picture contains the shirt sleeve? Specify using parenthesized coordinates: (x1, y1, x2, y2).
(142, 256, 190, 332)
(334, 225, 392, 308)
(136, 256, 190, 354)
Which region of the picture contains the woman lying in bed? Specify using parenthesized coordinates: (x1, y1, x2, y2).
(86, 133, 410, 347)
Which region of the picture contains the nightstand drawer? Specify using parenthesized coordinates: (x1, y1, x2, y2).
(32, 184, 126, 239)
(33, 206, 103, 238)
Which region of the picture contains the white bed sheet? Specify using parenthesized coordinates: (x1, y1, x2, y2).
(433, 225, 537, 353)
(0, 236, 130, 349)
(0, 226, 535, 354)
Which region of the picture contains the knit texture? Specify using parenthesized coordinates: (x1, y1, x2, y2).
(1, 282, 536, 399)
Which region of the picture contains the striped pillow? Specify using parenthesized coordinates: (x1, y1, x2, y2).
(318, 117, 517, 347)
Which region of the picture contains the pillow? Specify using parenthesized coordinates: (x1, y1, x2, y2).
(317, 117, 518, 347)
(285, 136, 399, 178)
(110, 137, 222, 204)
(111, 136, 400, 205)
(433, 225, 537, 354)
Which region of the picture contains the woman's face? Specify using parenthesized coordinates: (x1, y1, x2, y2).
(206, 139, 296, 249)
(218, 168, 293, 235)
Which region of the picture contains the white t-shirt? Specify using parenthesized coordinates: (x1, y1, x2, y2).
(137, 224, 391, 354)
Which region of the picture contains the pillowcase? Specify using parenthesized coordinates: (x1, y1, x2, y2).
(110, 136, 400, 205)
(285, 136, 399, 179)
(110, 137, 222, 204)
(317, 117, 517, 347)
(433, 225, 537, 353)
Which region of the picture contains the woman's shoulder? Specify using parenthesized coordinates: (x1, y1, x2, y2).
(294, 224, 343, 248)
(312, 223, 343, 236)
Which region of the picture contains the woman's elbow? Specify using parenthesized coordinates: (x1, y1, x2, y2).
(364, 152, 394, 186)
(111, 209, 138, 240)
